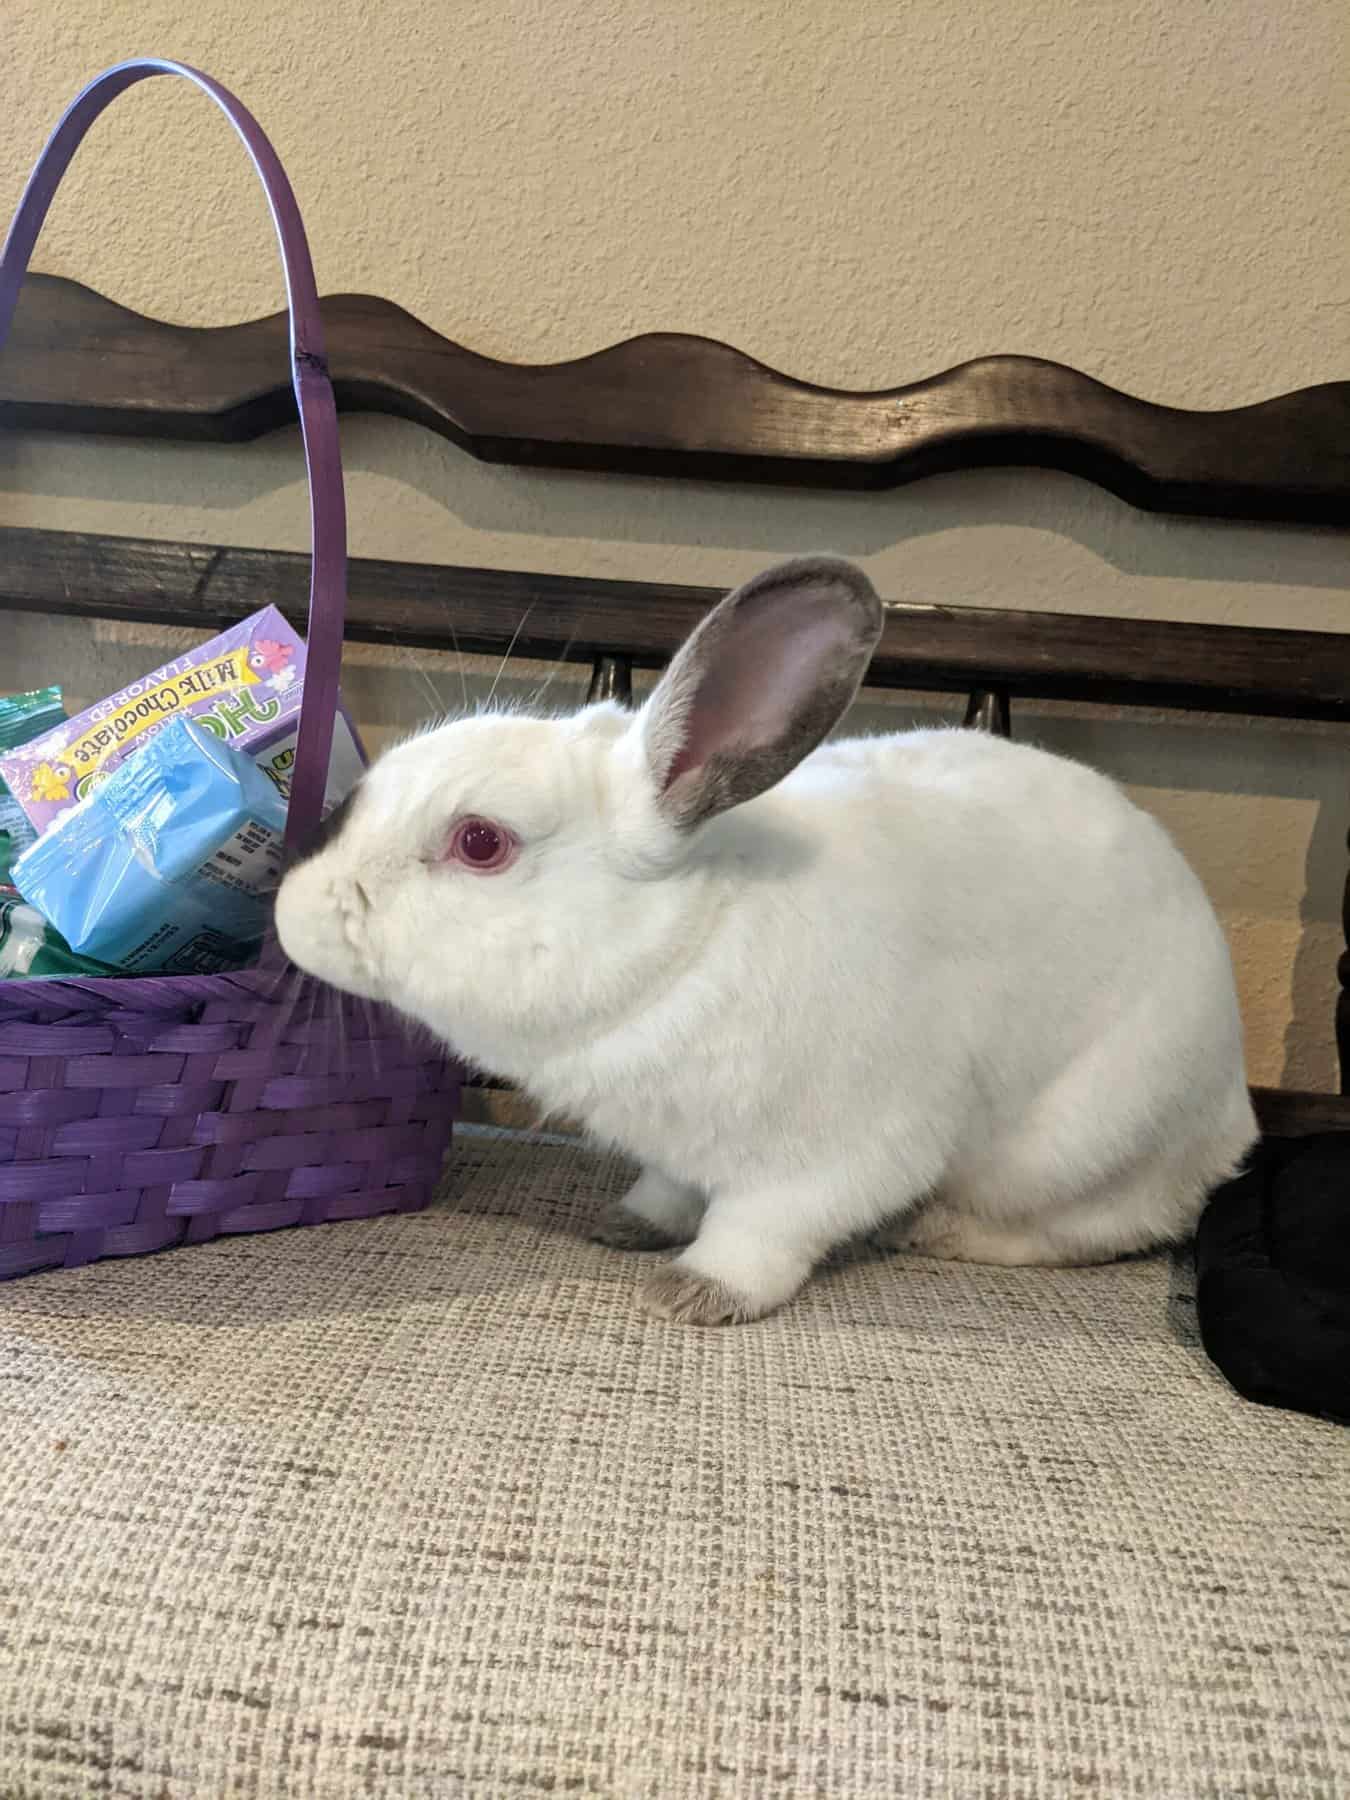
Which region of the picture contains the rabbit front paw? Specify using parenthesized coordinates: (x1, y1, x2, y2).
(590, 1201, 689, 1252)
(638, 1190, 825, 1324)
(591, 1168, 706, 1253)
(638, 1265, 762, 1327)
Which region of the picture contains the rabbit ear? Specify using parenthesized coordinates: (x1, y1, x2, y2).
(640, 556, 883, 828)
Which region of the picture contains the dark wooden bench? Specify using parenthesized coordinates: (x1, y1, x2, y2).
(3, 272, 1348, 1134)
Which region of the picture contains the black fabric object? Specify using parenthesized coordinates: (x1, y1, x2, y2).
(1196, 1133, 1350, 1426)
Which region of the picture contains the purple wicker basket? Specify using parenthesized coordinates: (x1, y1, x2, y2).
(0, 60, 459, 1280)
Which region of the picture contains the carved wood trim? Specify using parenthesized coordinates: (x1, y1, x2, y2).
(3, 274, 1347, 525)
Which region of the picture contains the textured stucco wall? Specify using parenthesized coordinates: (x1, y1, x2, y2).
(2, 2, 1347, 1087)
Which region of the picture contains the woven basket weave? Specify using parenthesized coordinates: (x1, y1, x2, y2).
(0, 61, 460, 1279)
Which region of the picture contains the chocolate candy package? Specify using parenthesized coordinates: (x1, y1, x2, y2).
(13, 715, 291, 976)
(0, 609, 363, 840)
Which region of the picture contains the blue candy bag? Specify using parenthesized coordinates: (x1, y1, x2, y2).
(14, 715, 289, 975)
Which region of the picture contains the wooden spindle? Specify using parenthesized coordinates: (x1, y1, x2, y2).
(963, 687, 1011, 736)
(588, 654, 634, 707)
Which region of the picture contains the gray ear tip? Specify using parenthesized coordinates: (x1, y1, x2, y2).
(748, 554, 883, 632)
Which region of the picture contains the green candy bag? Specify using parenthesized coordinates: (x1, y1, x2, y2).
(0, 686, 66, 858)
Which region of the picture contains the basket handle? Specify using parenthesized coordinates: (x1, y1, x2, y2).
(0, 59, 345, 850)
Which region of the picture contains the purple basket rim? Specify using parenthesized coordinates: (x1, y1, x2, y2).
(0, 962, 305, 1014)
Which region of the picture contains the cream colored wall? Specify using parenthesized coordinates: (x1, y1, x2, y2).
(2, 2, 1347, 1087)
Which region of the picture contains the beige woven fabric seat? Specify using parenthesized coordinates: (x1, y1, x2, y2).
(2, 1128, 1347, 1798)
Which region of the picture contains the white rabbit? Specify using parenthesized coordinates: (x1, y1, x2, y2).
(274, 557, 1257, 1325)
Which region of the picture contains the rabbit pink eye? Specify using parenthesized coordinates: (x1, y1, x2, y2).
(449, 816, 515, 872)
